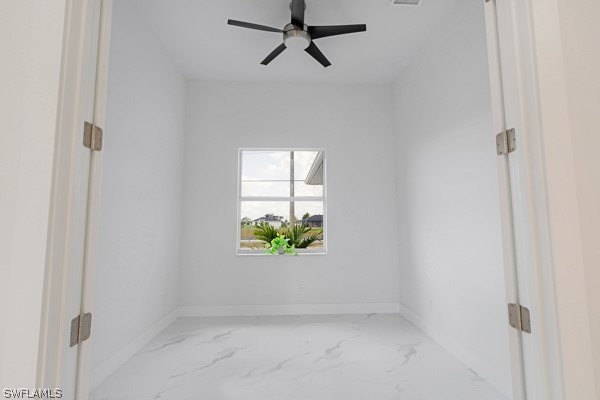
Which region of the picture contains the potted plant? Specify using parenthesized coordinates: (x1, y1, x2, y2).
(265, 234, 298, 255)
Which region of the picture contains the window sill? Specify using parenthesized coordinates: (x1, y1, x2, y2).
(236, 249, 327, 256)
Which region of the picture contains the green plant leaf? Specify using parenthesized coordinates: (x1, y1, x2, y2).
(264, 233, 298, 255)
(254, 222, 279, 244)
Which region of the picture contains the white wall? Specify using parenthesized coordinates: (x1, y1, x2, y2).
(180, 81, 400, 310)
(392, 0, 511, 395)
(1, 0, 596, 395)
(556, 0, 600, 389)
(0, 0, 67, 387)
(90, 0, 186, 382)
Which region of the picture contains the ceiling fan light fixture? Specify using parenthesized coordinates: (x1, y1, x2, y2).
(283, 28, 311, 50)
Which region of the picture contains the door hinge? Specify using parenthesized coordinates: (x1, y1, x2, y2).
(70, 312, 92, 347)
(508, 303, 531, 334)
(496, 128, 516, 155)
(83, 121, 103, 151)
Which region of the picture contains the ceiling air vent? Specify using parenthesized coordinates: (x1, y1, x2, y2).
(390, 0, 422, 5)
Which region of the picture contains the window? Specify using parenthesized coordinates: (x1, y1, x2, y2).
(237, 149, 326, 255)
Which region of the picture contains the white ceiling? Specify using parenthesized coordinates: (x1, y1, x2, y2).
(131, 0, 459, 83)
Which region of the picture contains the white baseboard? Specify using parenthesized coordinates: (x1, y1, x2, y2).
(397, 303, 510, 398)
(90, 307, 181, 391)
(178, 303, 401, 317)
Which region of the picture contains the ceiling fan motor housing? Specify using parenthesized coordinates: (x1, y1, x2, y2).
(283, 23, 311, 50)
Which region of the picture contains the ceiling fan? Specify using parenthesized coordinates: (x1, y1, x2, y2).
(227, 0, 367, 68)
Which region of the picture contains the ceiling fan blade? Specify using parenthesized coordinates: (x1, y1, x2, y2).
(227, 19, 283, 33)
(290, 0, 305, 27)
(308, 24, 367, 40)
(261, 43, 287, 65)
(305, 42, 331, 68)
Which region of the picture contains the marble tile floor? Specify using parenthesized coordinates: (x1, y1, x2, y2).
(90, 314, 509, 400)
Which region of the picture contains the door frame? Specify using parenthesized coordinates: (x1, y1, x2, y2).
(74, 0, 113, 397)
(37, 0, 597, 398)
(485, 0, 597, 398)
(484, 1, 528, 398)
(517, 0, 597, 397)
(36, 0, 113, 396)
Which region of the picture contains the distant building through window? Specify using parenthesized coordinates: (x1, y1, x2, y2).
(302, 214, 323, 228)
(237, 149, 326, 254)
(253, 213, 285, 228)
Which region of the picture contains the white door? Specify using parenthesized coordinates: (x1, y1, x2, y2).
(485, 0, 564, 399)
(74, 1, 112, 397)
(37, 1, 110, 399)
(484, 1, 527, 398)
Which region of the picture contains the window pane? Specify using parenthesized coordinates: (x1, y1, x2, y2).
(294, 181, 323, 197)
(241, 151, 290, 197)
(294, 201, 324, 227)
(242, 179, 323, 197)
(241, 150, 323, 198)
(240, 201, 289, 250)
(241, 181, 290, 197)
(240, 201, 290, 224)
(294, 151, 323, 197)
(239, 201, 325, 251)
(293, 151, 320, 180)
(294, 201, 325, 251)
(241, 151, 290, 181)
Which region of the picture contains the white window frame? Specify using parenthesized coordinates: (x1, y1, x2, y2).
(236, 148, 327, 256)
